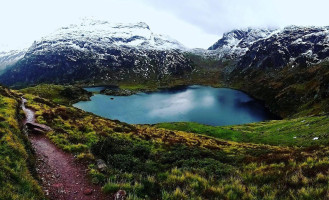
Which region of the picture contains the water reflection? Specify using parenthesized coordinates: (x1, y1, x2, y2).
(73, 85, 278, 126)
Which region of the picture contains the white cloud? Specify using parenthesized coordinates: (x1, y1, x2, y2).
(143, 0, 329, 34)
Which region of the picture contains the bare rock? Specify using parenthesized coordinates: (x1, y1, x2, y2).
(96, 159, 107, 172)
(114, 190, 126, 200)
(26, 122, 52, 132)
(32, 128, 46, 134)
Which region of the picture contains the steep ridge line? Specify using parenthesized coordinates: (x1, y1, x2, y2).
(21, 98, 110, 200)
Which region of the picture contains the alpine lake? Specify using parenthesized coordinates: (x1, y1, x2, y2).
(74, 85, 278, 126)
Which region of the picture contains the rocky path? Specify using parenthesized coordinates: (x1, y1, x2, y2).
(22, 98, 110, 200)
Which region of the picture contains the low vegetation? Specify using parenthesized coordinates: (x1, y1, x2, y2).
(0, 86, 44, 199)
(229, 61, 329, 118)
(18, 86, 329, 199)
(156, 115, 329, 147)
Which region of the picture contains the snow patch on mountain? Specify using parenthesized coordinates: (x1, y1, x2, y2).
(237, 26, 329, 69)
(208, 28, 278, 59)
(28, 19, 185, 57)
(0, 49, 26, 73)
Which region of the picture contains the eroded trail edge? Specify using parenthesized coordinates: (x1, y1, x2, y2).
(22, 98, 109, 200)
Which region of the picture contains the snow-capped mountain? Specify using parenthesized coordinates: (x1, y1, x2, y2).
(29, 19, 185, 55)
(237, 26, 329, 69)
(0, 19, 192, 87)
(208, 28, 278, 59)
(2, 22, 329, 88)
(206, 26, 329, 69)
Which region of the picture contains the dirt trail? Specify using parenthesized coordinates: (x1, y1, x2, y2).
(22, 98, 110, 200)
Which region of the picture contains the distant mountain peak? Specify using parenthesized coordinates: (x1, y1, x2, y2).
(208, 27, 277, 59)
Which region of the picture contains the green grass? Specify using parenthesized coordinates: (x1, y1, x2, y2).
(156, 115, 329, 147)
(155, 122, 245, 142)
(0, 87, 44, 199)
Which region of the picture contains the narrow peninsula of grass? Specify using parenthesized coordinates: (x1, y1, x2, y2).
(20, 84, 92, 105)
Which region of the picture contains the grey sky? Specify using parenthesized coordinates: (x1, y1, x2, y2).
(1, 0, 328, 51)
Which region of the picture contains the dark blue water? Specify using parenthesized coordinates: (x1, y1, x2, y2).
(73, 85, 277, 126)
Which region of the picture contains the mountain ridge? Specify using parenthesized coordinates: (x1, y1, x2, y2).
(0, 20, 193, 87)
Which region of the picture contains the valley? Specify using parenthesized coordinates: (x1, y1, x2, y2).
(1, 81, 328, 200)
(0, 19, 329, 200)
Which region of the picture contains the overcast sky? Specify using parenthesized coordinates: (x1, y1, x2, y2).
(1, 0, 329, 51)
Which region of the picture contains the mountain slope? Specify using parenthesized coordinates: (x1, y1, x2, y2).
(0, 49, 26, 74)
(207, 26, 329, 69)
(208, 28, 277, 59)
(237, 26, 329, 69)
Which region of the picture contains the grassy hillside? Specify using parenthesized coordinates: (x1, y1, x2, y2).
(0, 87, 44, 199)
(156, 115, 329, 147)
(18, 87, 329, 199)
(229, 61, 329, 118)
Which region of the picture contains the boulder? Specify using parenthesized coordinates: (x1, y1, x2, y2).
(26, 122, 52, 132)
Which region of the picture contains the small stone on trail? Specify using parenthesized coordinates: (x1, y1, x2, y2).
(83, 188, 93, 195)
